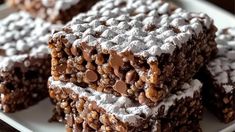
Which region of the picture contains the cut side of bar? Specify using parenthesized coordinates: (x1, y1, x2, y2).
(49, 0, 217, 106)
(48, 77, 203, 131)
(7, 0, 99, 24)
(0, 12, 59, 112)
(198, 28, 235, 123)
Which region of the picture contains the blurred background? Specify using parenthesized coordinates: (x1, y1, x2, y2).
(0, 0, 234, 15)
(207, 0, 235, 14)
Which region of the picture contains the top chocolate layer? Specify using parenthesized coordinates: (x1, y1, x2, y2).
(207, 28, 235, 93)
(0, 12, 59, 72)
(53, 0, 213, 62)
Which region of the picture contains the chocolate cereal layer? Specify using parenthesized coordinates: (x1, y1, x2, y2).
(197, 28, 235, 123)
(48, 77, 203, 132)
(0, 12, 59, 112)
(7, 0, 99, 24)
(49, 0, 217, 106)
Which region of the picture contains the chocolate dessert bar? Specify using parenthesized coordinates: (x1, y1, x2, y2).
(198, 28, 235, 123)
(48, 78, 203, 131)
(7, 0, 99, 24)
(49, 0, 217, 105)
(0, 12, 59, 112)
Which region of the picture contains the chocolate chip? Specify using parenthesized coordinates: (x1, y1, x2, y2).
(85, 70, 98, 82)
(114, 80, 127, 94)
(83, 50, 92, 62)
(114, 68, 122, 78)
(109, 52, 124, 69)
(125, 70, 137, 84)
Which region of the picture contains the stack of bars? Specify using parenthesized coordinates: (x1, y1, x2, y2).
(48, 0, 218, 131)
(0, 0, 100, 112)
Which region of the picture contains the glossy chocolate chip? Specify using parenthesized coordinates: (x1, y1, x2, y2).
(83, 50, 92, 62)
(85, 70, 98, 82)
(109, 52, 124, 69)
(114, 80, 127, 94)
(125, 70, 137, 84)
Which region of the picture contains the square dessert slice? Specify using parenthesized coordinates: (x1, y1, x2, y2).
(198, 28, 235, 123)
(7, 0, 99, 24)
(48, 78, 203, 131)
(49, 0, 217, 106)
(0, 12, 59, 112)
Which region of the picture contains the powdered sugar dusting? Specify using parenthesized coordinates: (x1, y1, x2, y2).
(223, 85, 234, 93)
(49, 77, 202, 126)
(53, 0, 213, 62)
(0, 12, 59, 71)
(208, 28, 235, 93)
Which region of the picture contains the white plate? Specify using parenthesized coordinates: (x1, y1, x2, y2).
(0, 99, 64, 132)
(0, 0, 235, 132)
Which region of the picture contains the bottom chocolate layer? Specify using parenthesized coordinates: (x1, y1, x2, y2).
(0, 57, 50, 113)
(48, 78, 203, 132)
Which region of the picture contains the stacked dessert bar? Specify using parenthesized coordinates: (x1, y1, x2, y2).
(0, 0, 100, 113)
(49, 0, 217, 106)
(198, 28, 235, 123)
(48, 0, 217, 131)
(48, 78, 203, 131)
(0, 12, 58, 112)
(7, 0, 99, 24)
